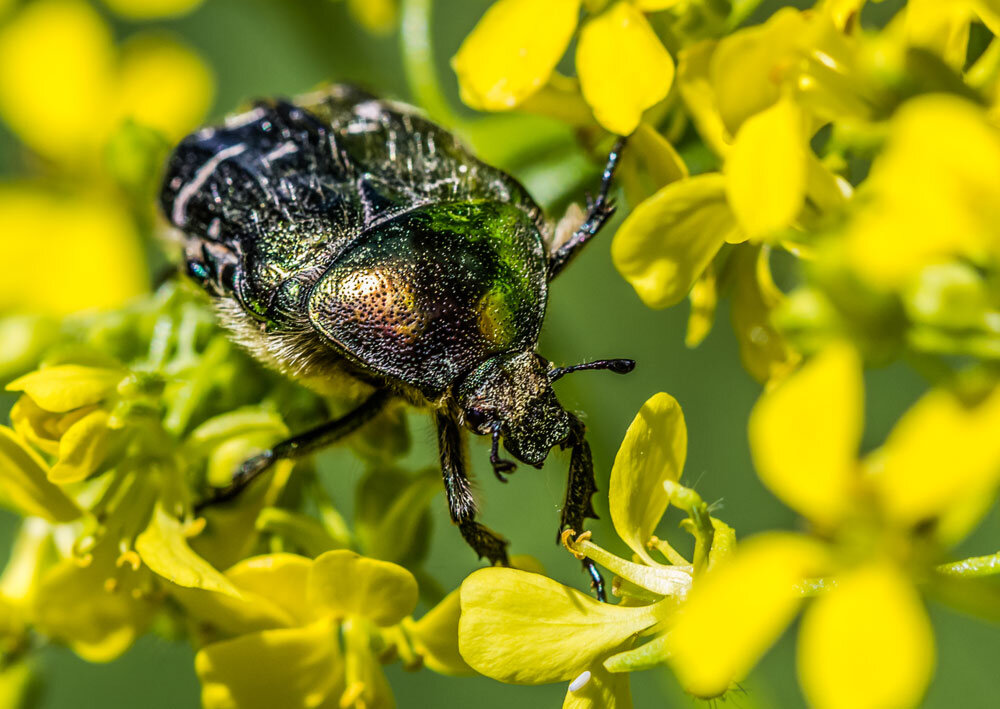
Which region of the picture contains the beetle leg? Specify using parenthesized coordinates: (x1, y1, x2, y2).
(437, 412, 510, 566)
(489, 424, 517, 483)
(547, 137, 627, 281)
(196, 388, 392, 510)
(559, 413, 607, 602)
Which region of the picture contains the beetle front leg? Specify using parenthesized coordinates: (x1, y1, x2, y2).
(547, 137, 626, 281)
(197, 388, 392, 510)
(559, 414, 607, 602)
(437, 412, 510, 566)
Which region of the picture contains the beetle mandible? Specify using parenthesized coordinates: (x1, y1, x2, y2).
(159, 85, 632, 599)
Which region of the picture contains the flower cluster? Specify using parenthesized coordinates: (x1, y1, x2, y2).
(0, 285, 463, 707)
(452, 0, 1000, 706)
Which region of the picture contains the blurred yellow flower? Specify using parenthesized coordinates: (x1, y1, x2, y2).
(668, 343, 1000, 706)
(844, 94, 1000, 290)
(344, 0, 398, 35)
(0, 0, 213, 165)
(187, 550, 450, 709)
(0, 186, 148, 315)
(453, 0, 675, 134)
(99, 0, 205, 20)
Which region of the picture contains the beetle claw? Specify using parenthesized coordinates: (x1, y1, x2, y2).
(490, 458, 517, 483)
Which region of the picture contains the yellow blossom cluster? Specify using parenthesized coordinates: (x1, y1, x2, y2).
(453, 1, 1000, 707)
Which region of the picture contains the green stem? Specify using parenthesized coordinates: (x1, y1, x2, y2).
(936, 552, 1000, 579)
(399, 0, 456, 126)
(727, 0, 767, 30)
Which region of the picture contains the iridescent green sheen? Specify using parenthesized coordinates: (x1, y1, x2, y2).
(308, 201, 545, 395)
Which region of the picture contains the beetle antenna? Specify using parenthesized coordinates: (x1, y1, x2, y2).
(548, 358, 635, 382)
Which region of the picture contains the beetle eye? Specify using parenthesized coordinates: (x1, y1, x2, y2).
(464, 407, 490, 431)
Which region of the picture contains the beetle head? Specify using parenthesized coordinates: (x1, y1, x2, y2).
(454, 351, 570, 467)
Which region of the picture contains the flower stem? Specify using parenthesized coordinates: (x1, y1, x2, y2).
(936, 552, 1000, 579)
(399, 0, 455, 126)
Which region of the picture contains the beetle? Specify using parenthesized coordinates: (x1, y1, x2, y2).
(159, 85, 631, 599)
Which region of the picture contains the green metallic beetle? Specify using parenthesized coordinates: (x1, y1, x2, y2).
(160, 85, 631, 598)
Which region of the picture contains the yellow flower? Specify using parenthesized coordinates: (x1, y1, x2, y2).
(452, 0, 675, 134)
(459, 393, 735, 708)
(343, 0, 398, 35)
(0, 0, 213, 165)
(668, 343, 1000, 706)
(843, 94, 1000, 290)
(611, 174, 801, 382)
(185, 550, 460, 709)
(0, 185, 149, 316)
(99, 0, 205, 20)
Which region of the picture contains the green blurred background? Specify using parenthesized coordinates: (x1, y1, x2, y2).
(0, 0, 997, 706)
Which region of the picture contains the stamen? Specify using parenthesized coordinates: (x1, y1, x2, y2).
(569, 670, 592, 692)
(562, 530, 693, 598)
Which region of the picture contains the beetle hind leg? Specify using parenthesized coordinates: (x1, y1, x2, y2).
(196, 388, 391, 511)
(559, 414, 607, 602)
(437, 412, 510, 566)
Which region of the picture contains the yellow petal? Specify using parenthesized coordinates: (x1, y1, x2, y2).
(844, 96, 1000, 289)
(168, 552, 312, 637)
(611, 174, 736, 309)
(32, 540, 156, 662)
(685, 263, 717, 348)
(171, 583, 297, 638)
(677, 41, 731, 156)
(307, 550, 417, 626)
(905, 0, 973, 71)
(563, 663, 631, 709)
(729, 246, 802, 384)
(798, 562, 934, 709)
(823, 0, 865, 30)
(748, 342, 861, 525)
(7, 365, 122, 413)
(877, 384, 1000, 525)
(135, 503, 242, 598)
(342, 617, 394, 709)
(101, 0, 203, 19)
(0, 426, 80, 522)
(632, 122, 688, 186)
(0, 660, 34, 709)
(725, 95, 808, 239)
(226, 554, 313, 625)
(610, 392, 686, 563)
(668, 533, 827, 698)
(0, 0, 114, 161)
(196, 620, 343, 709)
(10, 396, 88, 456)
(49, 409, 114, 484)
(347, 0, 397, 35)
(710, 9, 807, 135)
(458, 567, 664, 684)
(115, 34, 214, 142)
(451, 0, 580, 111)
(0, 187, 147, 315)
(406, 589, 473, 676)
(576, 2, 675, 135)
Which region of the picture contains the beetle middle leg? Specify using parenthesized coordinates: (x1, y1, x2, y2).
(559, 414, 607, 602)
(197, 388, 392, 509)
(547, 137, 627, 280)
(436, 412, 510, 566)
